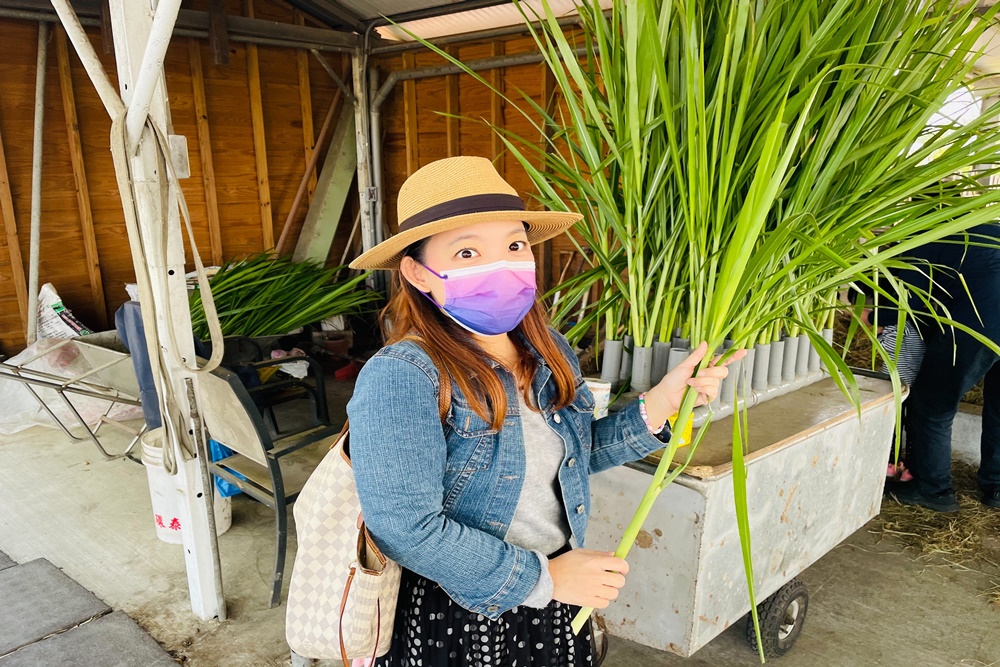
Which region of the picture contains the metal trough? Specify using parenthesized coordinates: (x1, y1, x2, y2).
(586, 376, 900, 657)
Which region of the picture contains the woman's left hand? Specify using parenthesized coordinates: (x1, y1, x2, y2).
(641, 342, 747, 431)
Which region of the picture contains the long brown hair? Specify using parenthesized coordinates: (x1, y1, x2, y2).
(382, 241, 578, 430)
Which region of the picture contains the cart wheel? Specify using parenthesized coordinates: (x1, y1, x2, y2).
(745, 578, 809, 658)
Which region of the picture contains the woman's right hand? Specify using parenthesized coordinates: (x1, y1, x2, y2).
(548, 549, 629, 608)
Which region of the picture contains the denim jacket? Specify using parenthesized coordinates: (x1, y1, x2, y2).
(347, 330, 668, 620)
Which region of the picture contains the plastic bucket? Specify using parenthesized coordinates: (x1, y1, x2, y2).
(141, 429, 232, 545)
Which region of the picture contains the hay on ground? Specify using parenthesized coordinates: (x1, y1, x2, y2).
(873, 462, 1000, 607)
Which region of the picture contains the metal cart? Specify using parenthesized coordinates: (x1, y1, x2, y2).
(586, 375, 900, 658)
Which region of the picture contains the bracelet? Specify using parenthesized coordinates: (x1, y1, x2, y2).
(637, 393, 665, 434)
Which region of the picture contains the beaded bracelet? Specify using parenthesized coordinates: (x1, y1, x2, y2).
(637, 392, 665, 434)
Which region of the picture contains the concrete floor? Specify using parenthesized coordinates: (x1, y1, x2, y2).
(1, 386, 999, 666)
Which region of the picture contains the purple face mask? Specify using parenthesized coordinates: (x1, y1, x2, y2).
(419, 260, 537, 335)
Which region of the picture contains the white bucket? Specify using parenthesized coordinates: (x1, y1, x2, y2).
(141, 428, 232, 545)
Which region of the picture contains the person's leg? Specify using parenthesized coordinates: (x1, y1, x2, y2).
(905, 333, 994, 497)
(979, 359, 1000, 499)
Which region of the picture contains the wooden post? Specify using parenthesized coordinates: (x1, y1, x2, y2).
(245, 0, 273, 250)
(100, 0, 113, 54)
(490, 41, 504, 173)
(402, 52, 418, 176)
(208, 0, 229, 66)
(445, 46, 459, 157)
(0, 122, 28, 331)
(295, 11, 317, 205)
(56, 28, 108, 329)
(188, 38, 223, 266)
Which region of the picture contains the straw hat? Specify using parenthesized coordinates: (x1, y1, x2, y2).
(350, 156, 582, 270)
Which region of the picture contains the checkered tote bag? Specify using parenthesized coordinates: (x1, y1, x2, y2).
(286, 341, 450, 664)
(285, 422, 405, 664)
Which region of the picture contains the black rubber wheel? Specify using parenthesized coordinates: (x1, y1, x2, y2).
(745, 578, 809, 658)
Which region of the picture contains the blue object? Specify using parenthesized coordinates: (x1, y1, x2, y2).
(209, 439, 245, 497)
(115, 302, 162, 429)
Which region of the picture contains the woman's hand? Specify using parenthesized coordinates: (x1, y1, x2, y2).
(642, 342, 747, 430)
(549, 549, 629, 609)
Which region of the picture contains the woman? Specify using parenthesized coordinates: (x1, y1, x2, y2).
(347, 156, 739, 666)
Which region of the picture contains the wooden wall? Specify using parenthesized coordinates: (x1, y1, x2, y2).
(0, 0, 345, 354)
(0, 7, 577, 355)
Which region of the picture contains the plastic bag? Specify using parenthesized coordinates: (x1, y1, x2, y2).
(209, 439, 245, 497)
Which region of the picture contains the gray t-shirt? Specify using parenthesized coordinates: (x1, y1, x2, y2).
(504, 392, 572, 555)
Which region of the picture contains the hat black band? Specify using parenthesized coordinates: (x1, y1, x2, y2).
(398, 193, 525, 232)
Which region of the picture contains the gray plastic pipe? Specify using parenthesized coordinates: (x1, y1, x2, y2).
(652, 341, 671, 385)
(619, 335, 633, 383)
(26, 22, 48, 345)
(752, 343, 771, 391)
(796, 335, 811, 377)
(601, 339, 623, 386)
(691, 369, 827, 427)
(782, 335, 800, 381)
(630, 345, 654, 393)
(768, 339, 785, 386)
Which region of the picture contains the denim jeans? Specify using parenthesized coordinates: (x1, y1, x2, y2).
(906, 330, 1000, 495)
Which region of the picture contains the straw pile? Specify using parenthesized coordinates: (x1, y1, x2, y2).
(875, 462, 1000, 607)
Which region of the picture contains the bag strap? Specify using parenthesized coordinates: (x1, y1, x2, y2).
(338, 566, 382, 667)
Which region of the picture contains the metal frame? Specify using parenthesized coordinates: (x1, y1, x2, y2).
(0, 341, 144, 460)
(205, 363, 342, 607)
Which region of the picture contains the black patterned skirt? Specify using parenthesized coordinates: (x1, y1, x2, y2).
(374, 556, 594, 667)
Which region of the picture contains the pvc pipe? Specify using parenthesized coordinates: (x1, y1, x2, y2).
(26, 22, 48, 345)
(667, 347, 687, 374)
(601, 339, 623, 386)
(125, 0, 183, 150)
(768, 340, 785, 386)
(652, 341, 670, 385)
(371, 46, 587, 110)
(738, 348, 755, 397)
(619, 335, 633, 383)
(808, 336, 822, 373)
(721, 358, 742, 405)
(48, 0, 125, 117)
(690, 369, 826, 428)
(671, 336, 690, 350)
(630, 345, 653, 393)
(752, 344, 770, 391)
(370, 68, 386, 245)
(782, 335, 800, 382)
(796, 335, 811, 377)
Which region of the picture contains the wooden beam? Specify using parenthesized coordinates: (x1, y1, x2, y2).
(55, 27, 108, 329)
(188, 38, 223, 266)
(245, 0, 273, 250)
(445, 46, 459, 157)
(0, 121, 28, 331)
(402, 51, 418, 176)
(490, 40, 504, 172)
(295, 10, 316, 205)
(99, 0, 113, 54)
(208, 0, 229, 65)
(292, 109, 357, 263)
